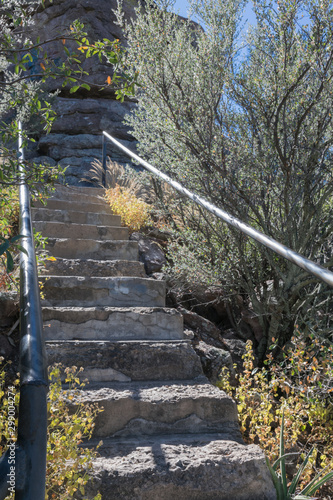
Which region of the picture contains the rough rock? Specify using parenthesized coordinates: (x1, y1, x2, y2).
(30, 0, 141, 184)
(178, 306, 221, 342)
(0, 335, 15, 359)
(191, 285, 228, 321)
(50, 97, 136, 136)
(0, 292, 19, 327)
(241, 307, 264, 343)
(221, 338, 248, 371)
(40, 258, 145, 278)
(46, 340, 203, 382)
(193, 340, 235, 384)
(69, 379, 241, 439)
(130, 232, 166, 275)
(79, 435, 277, 500)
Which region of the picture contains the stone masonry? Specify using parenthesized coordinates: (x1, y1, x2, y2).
(32, 184, 276, 499)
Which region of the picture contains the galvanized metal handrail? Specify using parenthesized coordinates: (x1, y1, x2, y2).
(0, 122, 48, 500)
(102, 130, 333, 287)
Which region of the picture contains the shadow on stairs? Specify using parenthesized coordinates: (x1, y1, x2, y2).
(33, 184, 276, 500)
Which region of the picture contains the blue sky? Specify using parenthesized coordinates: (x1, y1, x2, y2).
(173, 0, 257, 26)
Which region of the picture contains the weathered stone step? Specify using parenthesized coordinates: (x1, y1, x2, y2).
(33, 199, 112, 214)
(45, 238, 138, 260)
(34, 221, 128, 241)
(40, 277, 165, 307)
(46, 340, 202, 382)
(67, 379, 240, 439)
(47, 185, 106, 205)
(39, 258, 145, 278)
(32, 207, 121, 226)
(43, 306, 184, 341)
(80, 434, 275, 500)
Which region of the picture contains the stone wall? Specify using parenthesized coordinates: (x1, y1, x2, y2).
(31, 0, 141, 185)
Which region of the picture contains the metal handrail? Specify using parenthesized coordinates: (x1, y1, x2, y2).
(102, 130, 333, 287)
(0, 122, 48, 500)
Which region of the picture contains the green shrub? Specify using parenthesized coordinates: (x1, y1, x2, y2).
(218, 338, 333, 495)
(0, 362, 102, 499)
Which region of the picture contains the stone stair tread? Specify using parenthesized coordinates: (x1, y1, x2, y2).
(80, 434, 274, 500)
(32, 207, 121, 226)
(47, 185, 106, 205)
(40, 276, 165, 308)
(68, 377, 232, 404)
(33, 199, 112, 213)
(34, 221, 128, 240)
(43, 305, 182, 318)
(43, 306, 184, 341)
(65, 378, 240, 439)
(39, 258, 146, 277)
(46, 340, 202, 381)
(45, 238, 138, 260)
(50, 184, 105, 196)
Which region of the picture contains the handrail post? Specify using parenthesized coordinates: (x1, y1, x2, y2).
(0, 122, 49, 500)
(102, 134, 107, 187)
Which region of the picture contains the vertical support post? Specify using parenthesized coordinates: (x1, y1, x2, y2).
(102, 133, 107, 187)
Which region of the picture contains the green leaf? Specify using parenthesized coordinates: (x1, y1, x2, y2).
(69, 86, 80, 93)
(81, 83, 90, 91)
(15, 245, 28, 256)
(11, 235, 25, 243)
(300, 468, 333, 496)
(0, 241, 10, 256)
(266, 458, 284, 500)
(5, 250, 14, 273)
(288, 447, 315, 495)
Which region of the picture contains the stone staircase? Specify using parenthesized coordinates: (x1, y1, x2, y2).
(32, 184, 276, 500)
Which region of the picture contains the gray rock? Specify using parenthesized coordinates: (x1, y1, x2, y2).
(79, 434, 277, 500)
(221, 338, 248, 371)
(46, 340, 203, 382)
(130, 232, 166, 274)
(193, 340, 235, 384)
(30, 155, 57, 166)
(69, 379, 240, 439)
(0, 335, 15, 359)
(178, 306, 222, 342)
(0, 292, 18, 327)
(40, 257, 145, 278)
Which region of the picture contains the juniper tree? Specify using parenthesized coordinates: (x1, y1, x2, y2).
(118, 0, 333, 357)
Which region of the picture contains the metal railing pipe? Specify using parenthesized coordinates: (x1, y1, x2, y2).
(0, 123, 48, 500)
(103, 130, 333, 288)
(16, 121, 48, 500)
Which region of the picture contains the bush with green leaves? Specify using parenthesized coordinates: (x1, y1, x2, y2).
(0, 361, 102, 499)
(117, 0, 333, 359)
(218, 336, 333, 498)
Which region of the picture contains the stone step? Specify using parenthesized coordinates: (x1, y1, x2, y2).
(45, 238, 138, 260)
(34, 221, 128, 241)
(43, 307, 184, 341)
(39, 258, 145, 277)
(48, 184, 106, 205)
(32, 207, 121, 226)
(40, 277, 165, 307)
(80, 434, 275, 500)
(46, 340, 202, 382)
(66, 379, 240, 439)
(33, 198, 112, 214)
